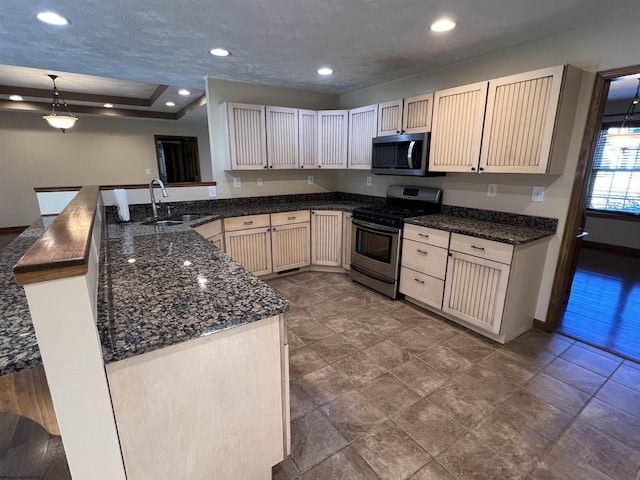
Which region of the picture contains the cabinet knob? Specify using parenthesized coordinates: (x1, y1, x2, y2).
(478, 167, 484, 172)
(471, 167, 476, 172)
(414, 278, 425, 284)
(448, 252, 453, 257)
(318, 165, 322, 168)
(300, 165, 304, 169)
(264, 165, 268, 169)
(269, 165, 273, 168)
(417, 249, 428, 255)
(396, 130, 400, 134)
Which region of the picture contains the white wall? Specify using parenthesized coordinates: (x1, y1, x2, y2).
(205, 77, 341, 200)
(0, 111, 211, 228)
(339, 11, 640, 321)
(585, 215, 640, 249)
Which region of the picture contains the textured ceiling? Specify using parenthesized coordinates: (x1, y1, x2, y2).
(2, 0, 640, 96)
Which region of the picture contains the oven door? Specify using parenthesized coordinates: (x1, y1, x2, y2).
(350, 219, 400, 281)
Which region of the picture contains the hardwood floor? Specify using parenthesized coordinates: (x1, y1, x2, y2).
(559, 246, 640, 362)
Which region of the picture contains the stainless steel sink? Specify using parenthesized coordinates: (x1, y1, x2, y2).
(142, 219, 184, 226)
(169, 214, 206, 222)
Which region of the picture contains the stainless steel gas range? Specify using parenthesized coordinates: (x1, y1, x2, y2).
(349, 185, 442, 299)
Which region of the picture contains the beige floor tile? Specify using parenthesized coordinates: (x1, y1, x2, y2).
(286, 308, 315, 329)
(309, 334, 360, 364)
(610, 363, 640, 392)
(427, 382, 494, 428)
(321, 314, 365, 334)
(509, 330, 573, 356)
(352, 421, 431, 480)
(452, 364, 520, 406)
(360, 313, 408, 337)
(340, 324, 385, 351)
(390, 328, 441, 355)
(390, 358, 447, 396)
(359, 373, 421, 416)
(272, 456, 300, 480)
(290, 346, 329, 379)
(321, 390, 387, 442)
(333, 352, 387, 387)
(364, 340, 411, 370)
(419, 345, 473, 377)
(394, 400, 466, 456)
(288, 331, 306, 351)
(579, 398, 640, 450)
(478, 350, 537, 386)
(292, 321, 336, 343)
(413, 320, 462, 345)
(543, 357, 606, 394)
(524, 373, 590, 415)
(444, 334, 496, 362)
(500, 341, 556, 371)
(531, 443, 615, 480)
(290, 410, 348, 473)
(290, 383, 316, 421)
(560, 344, 622, 377)
(410, 460, 456, 480)
(300, 447, 378, 480)
(298, 365, 354, 406)
(596, 379, 640, 418)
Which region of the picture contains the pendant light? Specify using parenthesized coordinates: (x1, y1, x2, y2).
(43, 74, 77, 132)
(606, 78, 640, 149)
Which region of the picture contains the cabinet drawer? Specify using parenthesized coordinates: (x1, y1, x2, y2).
(401, 240, 447, 280)
(399, 267, 444, 310)
(403, 224, 449, 248)
(270, 210, 310, 226)
(449, 233, 513, 265)
(224, 214, 271, 232)
(194, 219, 222, 239)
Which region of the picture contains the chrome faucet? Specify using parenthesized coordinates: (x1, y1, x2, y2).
(149, 177, 169, 218)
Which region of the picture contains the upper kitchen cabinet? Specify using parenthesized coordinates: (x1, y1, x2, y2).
(266, 106, 299, 169)
(220, 102, 268, 170)
(377, 93, 434, 137)
(479, 65, 581, 174)
(430, 82, 489, 173)
(298, 109, 318, 169)
(317, 110, 348, 169)
(348, 105, 378, 170)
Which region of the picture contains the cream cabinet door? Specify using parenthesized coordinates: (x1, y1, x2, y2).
(209, 233, 224, 251)
(311, 210, 343, 266)
(442, 251, 510, 335)
(402, 93, 434, 134)
(224, 226, 272, 276)
(348, 105, 378, 169)
(271, 223, 311, 272)
(298, 109, 318, 169)
(220, 102, 267, 170)
(430, 82, 488, 172)
(317, 110, 348, 169)
(480, 65, 566, 173)
(342, 211, 352, 270)
(377, 99, 403, 136)
(266, 106, 299, 170)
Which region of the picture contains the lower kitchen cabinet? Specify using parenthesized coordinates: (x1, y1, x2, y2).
(271, 211, 311, 272)
(194, 220, 224, 251)
(224, 214, 272, 276)
(342, 211, 353, 270)
(311, 210, 343, 266)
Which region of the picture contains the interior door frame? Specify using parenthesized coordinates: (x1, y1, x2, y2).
(542, 63, 640, 332)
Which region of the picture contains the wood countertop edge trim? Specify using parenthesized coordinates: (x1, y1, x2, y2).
(14, 186, 99, 286)
(34, 182, 217, 192)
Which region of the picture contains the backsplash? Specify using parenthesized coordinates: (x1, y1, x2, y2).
(441, 205, 558, 232)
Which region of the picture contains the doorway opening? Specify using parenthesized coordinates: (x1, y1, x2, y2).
(547, 67, 640, 361)
(155, 135, 201, 183)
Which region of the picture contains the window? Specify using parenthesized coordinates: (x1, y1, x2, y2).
(587, 125, 640, 214)
(154, 136, 201, 183)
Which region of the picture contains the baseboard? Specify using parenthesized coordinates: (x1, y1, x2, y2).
(0, 226, 28, 234)
(582, 240, 640, 256)
(532, 319, 548, 331)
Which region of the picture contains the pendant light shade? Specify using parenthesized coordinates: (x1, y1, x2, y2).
(43, 74, 77, 132)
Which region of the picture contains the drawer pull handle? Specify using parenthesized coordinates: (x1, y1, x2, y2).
(287, 216, 296, 220)
(244, 221, 254, 225)
(418, 233, 429, 238)
(414, 278, 425, 284)
(416, 249, 428, 255)
(471, 245, 485, 251)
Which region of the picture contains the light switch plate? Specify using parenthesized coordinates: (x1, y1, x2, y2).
(233, 177, 241, 188)
(487, 184, 497, 197)
(366, 176, 372, 187)
(208, 186, 217, 197)
(308, 175, 314, 185)
(532, 186, 545, 202)
(257, 177, 263, 186)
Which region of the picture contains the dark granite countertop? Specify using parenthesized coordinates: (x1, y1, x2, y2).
(405, 214, 555, 244)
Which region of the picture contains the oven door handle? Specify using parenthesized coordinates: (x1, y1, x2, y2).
(352, 219, 400, 235)
(350, 263, 396, 285)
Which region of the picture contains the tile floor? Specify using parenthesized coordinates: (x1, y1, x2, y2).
(268, 271, 640, 480)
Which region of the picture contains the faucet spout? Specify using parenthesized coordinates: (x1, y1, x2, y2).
(149, 177, 169, 218)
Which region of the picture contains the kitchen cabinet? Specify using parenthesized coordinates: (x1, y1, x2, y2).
(342, 211, 353, 270)
(429, 82, 488, 172)
(348, 105, 378, 169)
(377, 93, 434, 137)
(194, 219, 224, 251)
(271, 210, 311, 272)
(399, 224, 449, 310)
(311, 210, 343, 266)
(266, 106, 299, 169)
(317, 110, 348, 169)
(298, 109, 318, 169)
(220, 102, 267, 170)
(224, 214, 272, 276)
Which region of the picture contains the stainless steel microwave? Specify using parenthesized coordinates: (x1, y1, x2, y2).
(371, 132, 443, 177)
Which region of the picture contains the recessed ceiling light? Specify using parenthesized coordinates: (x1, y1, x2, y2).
(317, 68, 334, 76)
(210, 48, 230, 57)
(36, 12, 70, 26)
(166, 101, 176, 107)
(9, 95, 23, 101)
(178, 89, 190, 96)
(430, 18, 456, 32)
(103, 103, 114, 108)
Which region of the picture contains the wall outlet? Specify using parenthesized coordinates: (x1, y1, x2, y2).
(208, 186, 217, 197)
(233, 177, 241, 188)
(487, 184, 497, 197)
(308, 175, 314, 185)
(145, 168, 151, 175)
(366, 176, 372, 187)
(257, 177, 263, 186)
(532, 186, 545, 202)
